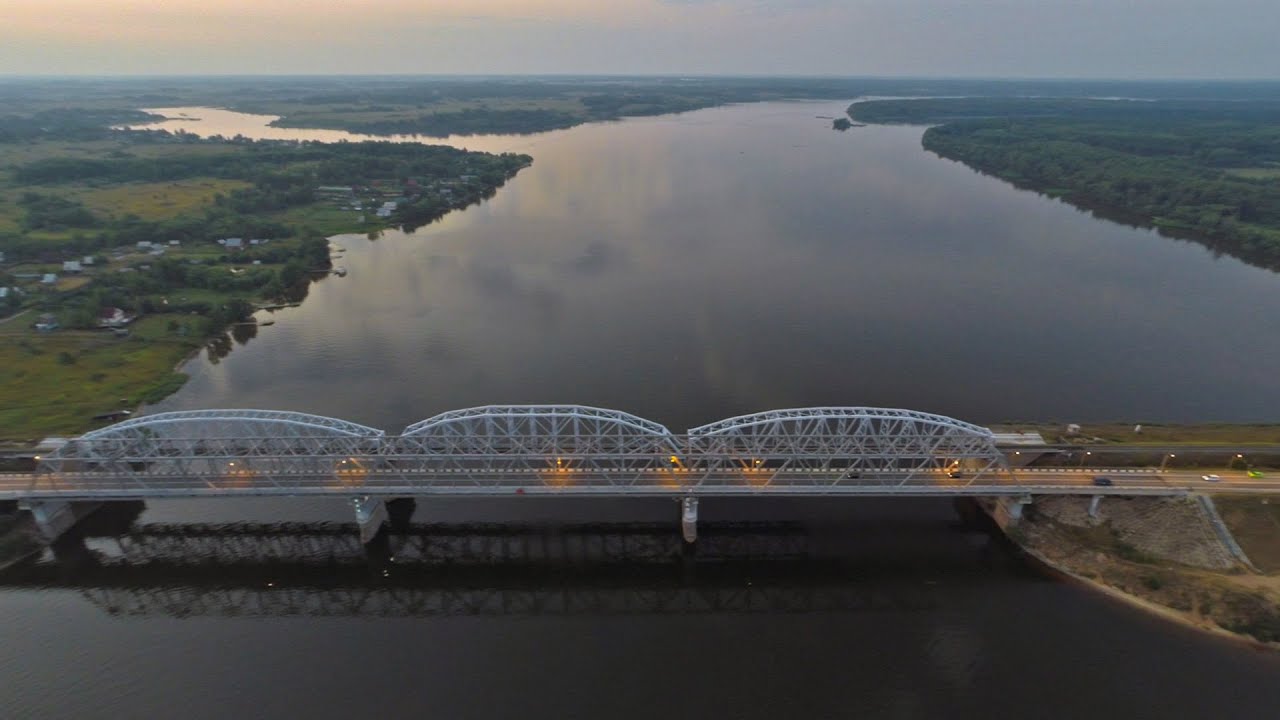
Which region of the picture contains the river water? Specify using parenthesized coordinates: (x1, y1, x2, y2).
(2, 102, 1279, 718)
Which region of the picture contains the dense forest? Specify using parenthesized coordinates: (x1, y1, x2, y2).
(849, 98, 1280, 270)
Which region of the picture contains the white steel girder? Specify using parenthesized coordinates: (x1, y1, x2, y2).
(28, 406, 1011, 496)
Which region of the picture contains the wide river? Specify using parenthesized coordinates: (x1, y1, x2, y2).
(4, 102, 1280, 718)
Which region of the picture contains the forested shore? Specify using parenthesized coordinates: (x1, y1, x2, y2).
(849, 98, 1280, 270)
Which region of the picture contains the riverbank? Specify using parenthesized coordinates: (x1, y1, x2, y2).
(846, 97, 1280, 273)
(991, 422, 1280, 446)
(987, 495, 1280, 648)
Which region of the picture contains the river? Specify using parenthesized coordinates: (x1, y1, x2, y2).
(2, 101, 1279, 718)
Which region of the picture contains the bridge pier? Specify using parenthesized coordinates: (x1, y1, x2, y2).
(992, 495, 1032, 528)
(681, 497, 698, 544)
(19, 500, 102, 542)
(352, 496, 389, 545)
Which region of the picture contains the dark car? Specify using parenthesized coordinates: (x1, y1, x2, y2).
(1092, 476, 1114, 487)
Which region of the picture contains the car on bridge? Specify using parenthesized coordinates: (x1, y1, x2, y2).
(1248, 470, 1265, 478)
(1092, 476, 1113, 487)
(1202, 474, 1221, 482)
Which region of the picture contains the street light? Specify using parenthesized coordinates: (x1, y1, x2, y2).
(1160, 453, 1175, 473)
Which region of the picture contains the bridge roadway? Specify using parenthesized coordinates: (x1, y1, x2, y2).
(3, 467, 1279, 500)
(8, 405, 1280, 543)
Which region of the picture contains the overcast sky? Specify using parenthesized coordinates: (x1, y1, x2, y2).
(1, 0, 1276, 78)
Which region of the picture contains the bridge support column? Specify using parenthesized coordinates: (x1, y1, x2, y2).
(20, 500, 100, 543)
(352, 496, 389, 545)
(681, 497, 698, 544)
(1088, 495, 1103, 519)
(993, 495, 1032, 528)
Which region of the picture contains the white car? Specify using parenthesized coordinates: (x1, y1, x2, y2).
(1201, 474, 1221, 482)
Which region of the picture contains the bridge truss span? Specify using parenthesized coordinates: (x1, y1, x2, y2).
(36, 410, 386, 494)
(687, 407, 1009, 488)
(387, 405, 683, 488)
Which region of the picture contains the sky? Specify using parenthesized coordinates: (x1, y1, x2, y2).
(1, 0, 1277, 78)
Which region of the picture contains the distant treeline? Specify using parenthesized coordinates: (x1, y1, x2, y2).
(849, 98, 1280, 270)
(0, 108, 158, 143)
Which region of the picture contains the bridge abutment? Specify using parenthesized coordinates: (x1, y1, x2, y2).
(352, 496, 389, 544)
(992, 495, 1032, 528)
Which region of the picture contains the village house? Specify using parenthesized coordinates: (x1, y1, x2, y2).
(82, 256, 95, 266)
(97, 306, 131, 328)
(62, 260, 82, 273)
(219, 237, 244, 250)
(136, 241, 153, 250)
(41, 273, 57, 285)
(34, 313, 59, 331)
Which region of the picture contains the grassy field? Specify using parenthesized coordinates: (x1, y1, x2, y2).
(1225, 167, 1280, 180)
(270, 203, 379, 237)
(992, 422, 1280, 445)
(0, 326, 198, 441)
(80, 178, 251, 221)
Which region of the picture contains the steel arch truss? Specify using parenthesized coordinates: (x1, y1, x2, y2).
(389, 405, 683, 490)
(36, 410, 385, 495)
(20, 406, 1014, 499)
(686, 407, 1010, 490)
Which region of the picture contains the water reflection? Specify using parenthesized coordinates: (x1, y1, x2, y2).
(5, 521, 951, 618)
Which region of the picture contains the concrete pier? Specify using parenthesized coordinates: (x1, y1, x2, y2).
(20, 500, 102, 542)
(352, 496, 390, 544)
(681, 497, 699, 543)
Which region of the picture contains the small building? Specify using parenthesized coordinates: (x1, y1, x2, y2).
(168, 240, 181, 246)
(375, 208, 392, 218)
(136, 241, 153, 250)
(82, 256, 95, 265)
(97, 307, 130, 328)
(62, 260, 82, 273)
(220, 238, 244, 250)
(41, 273, 57, 285)
(249, 238, 270, 246)
(34, 313, 59, 331)
(0, 250, 6, 263)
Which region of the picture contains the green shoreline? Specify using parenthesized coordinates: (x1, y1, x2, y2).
(1, 129, 531, 441)
(847, 97, 1280, 274)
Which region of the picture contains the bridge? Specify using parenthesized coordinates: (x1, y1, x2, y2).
(4, 405, 1275, 543)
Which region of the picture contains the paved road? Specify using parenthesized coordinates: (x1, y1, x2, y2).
(2, 467, 1278, 500)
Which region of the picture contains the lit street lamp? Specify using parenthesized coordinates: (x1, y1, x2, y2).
(1160, 453, 1175, 473)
